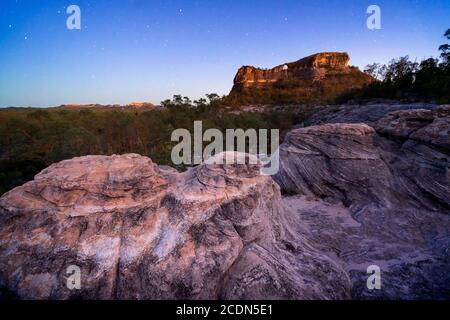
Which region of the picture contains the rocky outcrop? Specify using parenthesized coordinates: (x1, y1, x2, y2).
(226, 52, 373, 106)
(375, 105, 450, 149)
(309, 102, 437, 127)
(127, 102, 156, 109)
(276, 105, 450, 211)
(0, 152, 350, 300)
(275, 105, 450, 299)
(275, 123, 399, 209)
(234, 52, 351, 87)
(283, 195, 450, 299)
(1, 105, 449, 300)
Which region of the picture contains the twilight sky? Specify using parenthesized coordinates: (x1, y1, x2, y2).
(0, 0, 449, 107)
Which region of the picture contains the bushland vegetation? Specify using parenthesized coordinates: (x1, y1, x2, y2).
(338, 29, 450, 104)
(0, 97, 309, 195)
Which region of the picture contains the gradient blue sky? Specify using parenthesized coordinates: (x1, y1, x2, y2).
(0, 0, 449, 107)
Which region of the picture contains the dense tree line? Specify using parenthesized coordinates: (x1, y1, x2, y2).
(338, 29, 450, 104)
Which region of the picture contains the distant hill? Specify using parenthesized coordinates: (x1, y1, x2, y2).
(225, 52, 374, 106)
(127, 101, 156, 108)
(56, 102, 157, 110)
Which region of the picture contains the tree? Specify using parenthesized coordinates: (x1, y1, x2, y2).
(183, 97, 192, 105)
(161, 99, 172, 108)
(194, 98, 207, 107)
(173, 95, 183, 105)
(206, 93, 220, 102)
(364, 63, 382, 80)
(439, 28, 450, 69)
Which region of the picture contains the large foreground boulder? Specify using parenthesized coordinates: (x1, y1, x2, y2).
(0, 152, 350, 300)
(2, 105, 448, 300)
(276, 105, 450, 211)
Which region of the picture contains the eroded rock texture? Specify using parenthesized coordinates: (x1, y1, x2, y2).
(309, 102, 438, 127)
(1, 105, 449, 300)
(234, 52, 352, 87)
(0, 153, 350, 300)
(275, 105, 450, 299)
(226, 52, 374, 105)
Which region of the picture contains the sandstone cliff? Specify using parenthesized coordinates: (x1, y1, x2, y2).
(226, 52, 374, 106)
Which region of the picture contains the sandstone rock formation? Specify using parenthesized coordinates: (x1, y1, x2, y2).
(309, 102, 437, 127)
(275, 105, 450, 299)
(0, 153, 350, 300)
(1, 105, 449, 300)
(127, 102, 156, 109)
(234, 52, 351, 87)
(226, 52, 373, 106)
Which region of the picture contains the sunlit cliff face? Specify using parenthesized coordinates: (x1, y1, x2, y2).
(233, 52, 352, 87)
(227, 52, 374, 105)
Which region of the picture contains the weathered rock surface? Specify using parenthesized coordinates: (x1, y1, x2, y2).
(283, 196, 450, 299)
(1, 105, 449, 300)
(234, 52, 352, 87)
(309, 102, 437, 127)
(226, 52, 373, 106)
(275, 105, 450, 299)
(277, 106, 450, 210)
(0, 152, 350, 300)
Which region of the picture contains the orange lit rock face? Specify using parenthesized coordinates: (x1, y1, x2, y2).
(228, 52, 373, 105)
(234, 52, 351, 87)
(128, 101, 156, 108)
